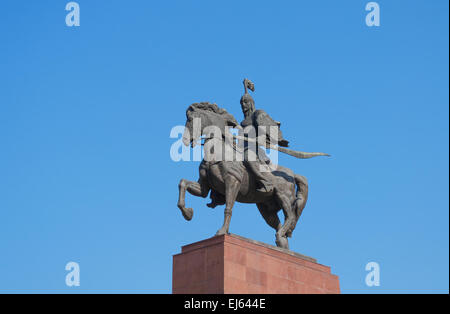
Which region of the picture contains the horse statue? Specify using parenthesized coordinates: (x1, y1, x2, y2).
(177, 101, 329, 249)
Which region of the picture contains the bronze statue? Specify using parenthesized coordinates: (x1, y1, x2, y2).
(177, 79, 329, 249)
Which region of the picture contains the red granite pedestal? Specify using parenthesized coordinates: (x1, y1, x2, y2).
(172, 234, 340, 294)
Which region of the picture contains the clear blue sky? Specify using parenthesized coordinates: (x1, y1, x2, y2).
(0, 0, 448, 293)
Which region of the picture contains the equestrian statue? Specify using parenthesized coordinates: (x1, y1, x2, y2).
(177, 79, 329, 249)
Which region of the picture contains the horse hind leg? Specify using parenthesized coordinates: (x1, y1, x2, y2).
(257, 202, 282, 233)
(285, 174, 309, 237)
(274, 193, 296, 250)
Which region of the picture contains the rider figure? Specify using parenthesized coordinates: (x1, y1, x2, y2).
(240, 79, 274, 193)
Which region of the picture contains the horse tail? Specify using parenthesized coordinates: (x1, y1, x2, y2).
(287, 174, 309, 237)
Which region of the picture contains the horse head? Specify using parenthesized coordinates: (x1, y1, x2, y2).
(182, 102, 239, 148)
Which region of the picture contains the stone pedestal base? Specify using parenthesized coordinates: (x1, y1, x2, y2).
(172, 234, 340, 294)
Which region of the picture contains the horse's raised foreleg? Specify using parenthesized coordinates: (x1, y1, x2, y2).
(177, 178, 210, 221)
(215, 176, 240, 236)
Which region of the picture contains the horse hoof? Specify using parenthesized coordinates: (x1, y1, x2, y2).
(182, 207, 194, 221)
(275, 236, 289, 250)
(215, 229, 228, 236)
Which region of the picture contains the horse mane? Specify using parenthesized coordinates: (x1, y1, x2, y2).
(187, 102, 239, 127)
